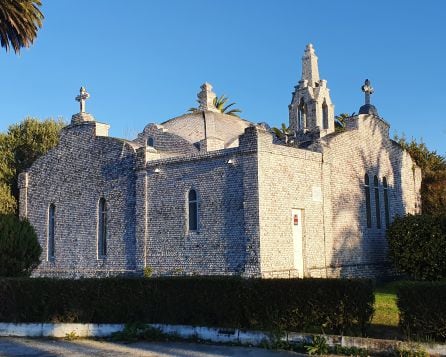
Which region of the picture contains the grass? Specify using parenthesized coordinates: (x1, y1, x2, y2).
(369, 279, 411, 339)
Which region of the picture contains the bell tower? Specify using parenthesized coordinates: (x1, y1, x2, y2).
(289, 44, 335, 138)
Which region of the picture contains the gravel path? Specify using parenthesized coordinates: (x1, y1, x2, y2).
(0, 337, 305, 357)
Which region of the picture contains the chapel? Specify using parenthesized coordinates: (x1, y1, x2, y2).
(19, 44, 421, 278)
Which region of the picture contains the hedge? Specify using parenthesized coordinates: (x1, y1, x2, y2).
(0, 277, 374, 335)
(398, 282, 446, 341)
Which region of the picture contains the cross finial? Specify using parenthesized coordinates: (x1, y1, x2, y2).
(75, 86, 90, 113)
(361, 79, 374, 105)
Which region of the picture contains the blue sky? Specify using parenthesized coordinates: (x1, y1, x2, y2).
(1, 0, 445, 154)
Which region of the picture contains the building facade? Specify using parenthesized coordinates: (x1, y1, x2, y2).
(19, 45, 421, 278)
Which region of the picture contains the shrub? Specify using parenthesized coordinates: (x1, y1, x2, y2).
(0, 277, 374, 335)
(387, 214, 446, 280)
(398, 281, 446, 342)
(397, 281, 446, 341)
(0, 215, 41, 277)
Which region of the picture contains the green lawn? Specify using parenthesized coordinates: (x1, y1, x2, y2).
(369, 280, 410, 339)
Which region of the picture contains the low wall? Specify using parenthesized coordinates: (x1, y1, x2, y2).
(0, 323, 445, 355)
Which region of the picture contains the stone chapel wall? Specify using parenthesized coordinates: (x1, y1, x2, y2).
(23, 122, 138, 278)
(322, 114, 421, 278)
(141, 141, 261, 276)
(256, 129, 328, 278)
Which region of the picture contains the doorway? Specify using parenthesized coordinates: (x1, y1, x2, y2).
(291, 208, 304, 278)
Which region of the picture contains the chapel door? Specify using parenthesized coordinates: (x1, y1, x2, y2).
(291, 208, 304, 278)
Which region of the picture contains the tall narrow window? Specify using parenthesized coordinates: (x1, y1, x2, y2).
(48, 204, 55, 259)
(374, 175, 381, 229)
(298, 98, 306, 130)
(364, 174, 371, 228)
(383, 177, 390, 228)
(147, 137, 154, 147)
(322, 99, 329, 129)
(188, 189, 198, 231)
(98, 198, 107, 257)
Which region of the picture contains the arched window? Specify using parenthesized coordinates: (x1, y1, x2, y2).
(322, 99, 329, 129)
(48, 204, 55, 259)
(374, 175, 381, 229)
(383, 177, 390, 228)
(364, 174, 371, 228)
(188, 189, 198, 231)
(147, 137, 154, 147)
(298, 98, 306, 130)
(98, 198, 107, 257)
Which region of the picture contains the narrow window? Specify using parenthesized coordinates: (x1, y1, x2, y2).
(98, 198, 107, 257)
(147, 137, 154, 147)
(364, 174, 371, 228)
(48, 204, 55, 259)
(383, 177, 390, 228)
(188, 189, 198, 231)
(374, 175, 381, 229)
(322, 99, 329, 129)
(298, 98, 306, 129)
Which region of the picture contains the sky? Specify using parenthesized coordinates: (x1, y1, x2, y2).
(0, 0, 445, 154)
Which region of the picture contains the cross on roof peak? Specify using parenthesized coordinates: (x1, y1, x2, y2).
(361, 79, 374, 105)
(75, 86, 90, 113)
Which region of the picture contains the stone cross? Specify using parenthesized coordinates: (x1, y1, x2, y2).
(361, 79, 374, 105)
(75, 87, 90, 113)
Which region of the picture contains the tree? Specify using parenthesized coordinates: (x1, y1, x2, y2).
(0, 117, 65, 214)
(213, 95, 241, 117)
(395, 136, 446, 215)
(0, 214, 41, 277)
(334, 113, 354, 132)
(189, 94, 242, 117)
(0, 183, 16, 214)
(272, 123, 293, 145)
(0, 0, 44, 54)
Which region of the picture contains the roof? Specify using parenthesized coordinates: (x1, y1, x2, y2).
(160, 110, 253, 146)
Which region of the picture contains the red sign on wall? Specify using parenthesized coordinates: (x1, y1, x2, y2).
(293, 214, 299, 225)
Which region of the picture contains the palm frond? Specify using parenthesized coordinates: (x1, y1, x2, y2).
(0, 0, 44, 54)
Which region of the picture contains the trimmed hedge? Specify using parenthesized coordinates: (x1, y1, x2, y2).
(0, 277, 373, 335)
(398, 282, 446, 341)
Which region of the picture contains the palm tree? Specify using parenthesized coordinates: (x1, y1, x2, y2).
(335, 113, 354, 132)
(189, 94, 242, 117)
(213, 95, 241, 117)
(0, 0, 44, 54)
(272, 123, 293, 145)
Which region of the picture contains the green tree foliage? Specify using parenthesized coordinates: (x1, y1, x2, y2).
(272, 123, 293, 145)
(334, 113, 354, 133)
(213, 95, 241, 117)
(0, 214, 41, 277)
(387, 214, 446, 280)
(395, 136, 446, 215)
(0, 183, 16, 214)
(0, 117, 65, 214)
(0, 0, 44, 54)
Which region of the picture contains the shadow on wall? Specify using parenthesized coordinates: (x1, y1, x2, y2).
(329, 121, 406, 278)
(101, 141, 137, 273)
(222, 158, 247, 275)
